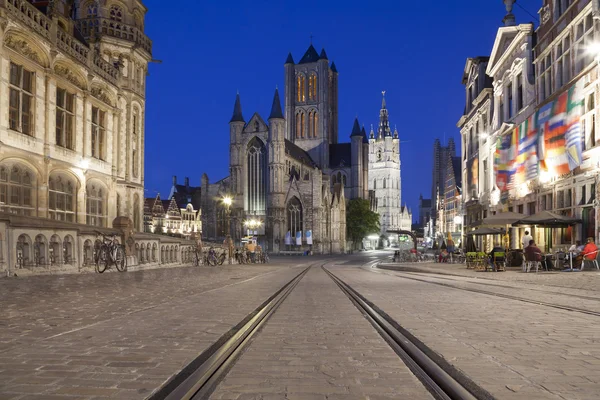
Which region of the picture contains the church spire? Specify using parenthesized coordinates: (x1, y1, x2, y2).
(350, 117, 362, 137)
(377, 91, 391, 139)
(230, 93, 244, 123)
(269, 87, 284, 120)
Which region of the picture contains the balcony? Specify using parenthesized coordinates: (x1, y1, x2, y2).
(76, 18, 152, 56)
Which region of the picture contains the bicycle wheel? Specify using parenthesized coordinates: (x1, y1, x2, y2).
(115, 246, 126, 272)
(96, 247, 107, 273)
(218, 253, 226, 265)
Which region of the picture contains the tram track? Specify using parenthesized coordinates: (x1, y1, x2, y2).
(152, 259, 494, 400)
(323, 266, 491, 400)
(376, 266, 600, 318)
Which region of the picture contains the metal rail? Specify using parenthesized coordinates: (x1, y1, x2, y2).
(323, 267, 483, 400)
(382, 270, 600, 318)
(152, 264, 313, 400)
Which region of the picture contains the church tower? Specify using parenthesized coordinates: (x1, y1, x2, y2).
(284, 45, 339, 169)
(267, 89, 286, 253)
(368, 92, 402, 237)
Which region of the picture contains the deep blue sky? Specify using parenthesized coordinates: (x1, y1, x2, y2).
(143, 0, 540, 220)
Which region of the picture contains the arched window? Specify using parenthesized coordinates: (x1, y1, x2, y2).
(296, 75, 306, 102)
(308, 74, 317, 101)
(332, 174, 337, 184)
(247, 137, 267, 213)
(296, 112, 306, 139)
(308, 111, 318, 138)
(337, 172, 342, 184)
(86, 2, 98, 17)
(383, 179, 386, 189)
(132, 110, 139, 178)
(16, 234, 32, 268)
(86, 182, 106, 227)
(373, 179, 377, 189)
(342, 175, 347, 186)
(287, 197, 303, 236)
(109, 5, 123, 22)
(49, 175, 76, 222)
(0, 164, 35, 216)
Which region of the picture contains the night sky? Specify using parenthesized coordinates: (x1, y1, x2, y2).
(143, 0, 540, 219)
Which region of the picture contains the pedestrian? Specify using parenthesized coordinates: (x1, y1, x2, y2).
(522, 230, 533, 250)
(583, 237, 598, 262)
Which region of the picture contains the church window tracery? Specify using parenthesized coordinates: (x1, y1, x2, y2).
(287, 197, 303, 236)
(296, 75, 306, 102)
(308, 111, 318, 138)
(246, 137, 267, 213)
(296, 112, 306, 139)
(308, 74, 317, 101)
(86, 182, 106, 227)
(49, 175, 75, 222)
(0, 164, 35, 216)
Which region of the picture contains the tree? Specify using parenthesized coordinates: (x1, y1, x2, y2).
(346, 198, 380, 249)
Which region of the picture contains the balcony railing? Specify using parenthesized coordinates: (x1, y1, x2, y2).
(76, 18, 152, 56)
(2, 0, 122, 86)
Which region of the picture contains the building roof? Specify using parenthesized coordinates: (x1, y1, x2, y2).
(350, 118, 362, 137)
(268, 88, 284, 119)
(285, 139, 316, 166)
(285, 52, 294, 64)
(319, 48, 328, 60)
(230, 93, 244, 123)
(361, 126, 368, 144)
(331, 62, 338, 73)
(329, 143, 352, 167)
(298, 44, 321, 64)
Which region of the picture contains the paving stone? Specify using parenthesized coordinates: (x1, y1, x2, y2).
(211, 267, 434, 399)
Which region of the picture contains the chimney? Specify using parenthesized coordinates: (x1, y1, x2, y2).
(172, 175, 177, 186)
(185, 177, 190, 189)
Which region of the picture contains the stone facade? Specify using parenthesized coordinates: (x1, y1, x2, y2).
(431, 137, 456, 235)
(143, 193, 201, 238)
(458, 0, 600, 252)
(0, 0, 195, 276)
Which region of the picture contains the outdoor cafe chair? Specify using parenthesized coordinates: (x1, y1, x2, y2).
(493, 252, 506, 272)
(466, 252, 476, 269)
(525, 251, 546, 273)
(581, 250, 600, 271)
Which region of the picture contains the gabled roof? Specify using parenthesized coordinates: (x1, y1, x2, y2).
(298, 44, 321, 64)
(329, 143, 352, 168)
(243, 113, 269, 133)
(486, 23, 534, 78)
(461, 57, 489, 85)
(285, 139, 316, 167)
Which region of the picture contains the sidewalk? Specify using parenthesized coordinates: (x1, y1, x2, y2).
(378, 261, 600, 291)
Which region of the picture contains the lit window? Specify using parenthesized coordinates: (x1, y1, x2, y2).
(308, 74, 317, 101)
(49, 175, 75, 222)
(91, 107, 106, 160)
(9, 63, 34, 136)
(56, 88, 75, 150)
(86, 183, 106, 227)
(296, 75, 306, 102)
(0, 164, 35, 216)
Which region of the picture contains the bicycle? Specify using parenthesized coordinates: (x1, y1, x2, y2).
(95, 233, 126, 273)
(192, 248, 201, 266)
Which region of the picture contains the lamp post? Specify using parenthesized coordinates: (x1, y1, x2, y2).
(222, 196, 232, 264)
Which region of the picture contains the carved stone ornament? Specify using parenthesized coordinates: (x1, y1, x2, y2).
(54, 65, 86, 90)
(90, 87, 114, 106)
(541, 5, 551, 25)
(4, 35, 43, 65)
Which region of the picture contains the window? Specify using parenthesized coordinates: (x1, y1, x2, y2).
(49, 175, 75, 222)
(56, 88, 75, 149)
(132, 111, 139, 178)
(86, 2, 98, 17)
(517, 204, 524, 214)
(91, 107, 106, 160)
(308, 111, 318, 138)
(383, 179, 386, 189)
(556, 44, 564, 89)
(498, 100, 504, 124)
(287, 197, 303, 235)
(584, 93, 596, 150)
(86, 183, 106, 227)
(9, 63, 34, 135)
(0, 164, 34, 216)
(580, 185, 587, 205)
(373, 179, 376, 189)
(296, 75, 306, 102)
(109, 5, 123, 22)
(539, 54, 553, 101)
(516, 74, 523, 111)
(308, 74, 317, 101)
(574, 14, 594, 75)
(507, 83, 513, 119)
(246, 137, 267, 213)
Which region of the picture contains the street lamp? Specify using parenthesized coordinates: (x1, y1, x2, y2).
(222, 196, 233, 264)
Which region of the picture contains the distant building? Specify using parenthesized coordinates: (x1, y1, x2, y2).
(431, 138, 456, 234)
(143, 193, 201, 238)
(418, 194, 432, 227)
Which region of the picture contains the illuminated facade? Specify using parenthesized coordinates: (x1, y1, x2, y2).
(0, 0, 151, 275)
(458, 0, 600, 251)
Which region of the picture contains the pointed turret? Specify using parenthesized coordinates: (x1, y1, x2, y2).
(269, 88, 284, 120)
(377, 91, 391, 139)
(285, 52, 295, 64)
(393, 125, 399, 139)
(319, 48, 328, 60)
(330, 62, 337, 73)
(350, 118, 362, 137)
(299, 44, 320, 64)
(369, 124, 375, 139)
(230, 93, 244, 123)
(361, 125, 368, 144)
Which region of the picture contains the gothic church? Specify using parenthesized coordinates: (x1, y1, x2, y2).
(201, 45, 411, 253)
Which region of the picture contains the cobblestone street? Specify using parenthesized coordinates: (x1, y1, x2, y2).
(2, 253, 600, 399)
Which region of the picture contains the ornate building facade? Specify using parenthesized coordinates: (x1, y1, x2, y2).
(201, 45, 410, 253)
(0, 0, 152, 274)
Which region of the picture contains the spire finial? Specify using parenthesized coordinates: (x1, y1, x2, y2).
(503, 0, 516, 26)
(381, 90, 387, 109)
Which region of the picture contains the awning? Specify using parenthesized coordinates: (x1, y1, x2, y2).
(512, 210, 582, 227)
(466, 227, 505, 236)
(480, 211, 525, 226)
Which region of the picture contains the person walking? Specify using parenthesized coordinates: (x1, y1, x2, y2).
(522, 230, 533, 250)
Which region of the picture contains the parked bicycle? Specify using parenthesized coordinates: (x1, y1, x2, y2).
(95, 233, 126, 273)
